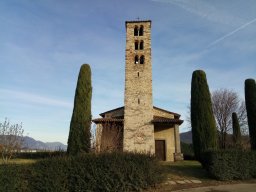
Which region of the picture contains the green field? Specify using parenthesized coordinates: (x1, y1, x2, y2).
(0, 158, 37, 165)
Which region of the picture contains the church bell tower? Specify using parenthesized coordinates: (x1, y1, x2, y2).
(123, 20, 155, 154)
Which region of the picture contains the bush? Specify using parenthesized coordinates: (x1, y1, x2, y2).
(181, 142, 195, 160)
(0, 152, 163, 192)
(202, 150, 256, 180)
(16, 151, 66, 159)
(0, 164, 32, 192)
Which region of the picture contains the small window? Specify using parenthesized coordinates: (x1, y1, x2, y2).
(139, 41, 144, 50)
(140, 55, 144, 64)
(134, 26, 138, 36)
(139, 26, 143, 36)
(135, 41, 139, 50)
(134, 55, 139, 64)
(137, 72, 139, 77)
(138, 98, 140, 104)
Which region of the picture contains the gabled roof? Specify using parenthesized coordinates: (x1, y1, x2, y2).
(92, 116, 183, 125)
(92, 118, 123, 124)
(126, 20, 151, 24)
(152, 116, 183, 125)
(99, 106, 181, 118)
(99, 106, 124, 117)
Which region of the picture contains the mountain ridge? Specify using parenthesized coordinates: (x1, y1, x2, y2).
(22, 136, 67, 151)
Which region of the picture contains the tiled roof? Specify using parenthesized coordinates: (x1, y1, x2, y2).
(99, 106, 181, 117)
(92, 116, 183, 125)
(92, 118, 123, 124)
(125, 20, 151, 24)
(152, 116, 183, 125)
(99, 106, 124, 117)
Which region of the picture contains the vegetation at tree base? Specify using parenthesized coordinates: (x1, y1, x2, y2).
(245, 79, 256, 150)
(67, 64, 92, 155)
(232, 112, 242, 148)
(0, 119, 24, 163)
(15, 151, 66, 159)
(180, 142, 195, 160)
(202, 150, 256, 180)
(212, 89, 247, 149)
(190, 70, 217, 162)
(0, 153, 163, 192)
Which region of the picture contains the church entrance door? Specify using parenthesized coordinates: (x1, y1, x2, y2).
(155, 140, 166, 161)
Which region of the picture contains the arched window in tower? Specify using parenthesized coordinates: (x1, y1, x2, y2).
(134, 55, 139, 64)
(134, 26, 138, 36)
(139, 41, 144, 50)
(135, 41, 139, 50)
(140, 55, 144, 64)
(139, 25, 144, 36)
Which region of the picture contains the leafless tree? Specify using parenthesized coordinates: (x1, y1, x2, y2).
(212, 89, 247, 149)
(0, 118, 24, 163)
(93, 121, 123, 153)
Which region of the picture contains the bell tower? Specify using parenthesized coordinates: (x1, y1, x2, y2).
(123, 20, 155, 154)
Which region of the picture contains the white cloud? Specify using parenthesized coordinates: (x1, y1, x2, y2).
(152, 0, 244, 26)
(207, 17, 256, 48)
(0, 89, 72, 108)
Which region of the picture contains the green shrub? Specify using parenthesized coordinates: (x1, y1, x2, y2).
(0, 164, 32, 192)
(0, 152, 163, 192)
(202, 150, 256, 180)
(29, 156, 69, 192)
(181, 142, 195, 160)
(16, 151, 66, 159)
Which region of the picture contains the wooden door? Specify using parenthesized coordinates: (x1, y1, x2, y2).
(155, 140, 166, 161)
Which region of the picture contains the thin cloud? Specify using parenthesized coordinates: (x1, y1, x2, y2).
(207, 17, 256, 48)
(152, 0, 244, 26)
(0, 89, 72, 108)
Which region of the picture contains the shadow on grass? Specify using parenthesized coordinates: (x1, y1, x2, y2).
(161, 160, 210, 180)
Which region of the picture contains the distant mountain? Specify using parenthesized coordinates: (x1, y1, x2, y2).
(180, 130, 250, 148)
(22, 136, 67, 151)
(180, 130, 192, 144)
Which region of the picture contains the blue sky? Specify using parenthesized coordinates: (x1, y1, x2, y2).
(1, 0, 255, 144)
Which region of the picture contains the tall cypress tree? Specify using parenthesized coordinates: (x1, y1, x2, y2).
(232, 112, 241, 147)
(67, 64, 92, 155)
(191, 70, 217, 162)
(245, 79, 256, 150)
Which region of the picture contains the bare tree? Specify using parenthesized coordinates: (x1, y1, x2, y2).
(93, 121, 123, 153)
(212, 89, 247, 149)
(0, 118, 24, 163)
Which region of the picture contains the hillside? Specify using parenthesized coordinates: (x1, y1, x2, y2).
(22, 136, 67, 151)
(0, 135, 67, 151)
(180, 130, 192, 144)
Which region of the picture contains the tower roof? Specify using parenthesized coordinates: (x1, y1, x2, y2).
(125, 20, 151, 25)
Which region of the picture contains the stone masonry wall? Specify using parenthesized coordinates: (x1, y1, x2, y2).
(123, 21, 155, 154)
(104, 108, 124, 118)
(153, 108, 174, 119)
(154, 125, 175, 161)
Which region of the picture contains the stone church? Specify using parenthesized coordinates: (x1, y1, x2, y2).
(92, 20, 183, 161)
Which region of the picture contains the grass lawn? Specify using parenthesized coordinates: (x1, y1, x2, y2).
(161, 160, 208, 180)
(149, 160, 256, 192)
(0, 158, 37, 165)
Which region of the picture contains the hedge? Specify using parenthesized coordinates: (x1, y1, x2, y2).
(202, 150, 256, 180)
(15, 151, 66, 159)
(0, 152, 163, 192)
(181, 142, 195, 160)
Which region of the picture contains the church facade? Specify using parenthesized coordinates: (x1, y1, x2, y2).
(92, 20, 183, 161)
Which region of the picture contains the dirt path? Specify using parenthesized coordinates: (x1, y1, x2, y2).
(173, 183, 256, 192)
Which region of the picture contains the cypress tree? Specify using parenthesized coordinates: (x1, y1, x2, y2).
(232, 112, 241, 147)
(191, 70, 217, 162)
(245, 79, 256, 150)
(67, 64, 92, 155)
